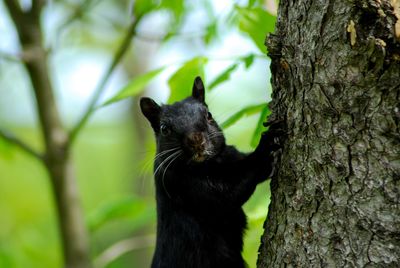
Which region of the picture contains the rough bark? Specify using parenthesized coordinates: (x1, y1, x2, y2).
(3, 2, 91, 267)
(258, 0, 400, 267)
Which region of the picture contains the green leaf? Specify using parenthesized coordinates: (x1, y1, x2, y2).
(207, 54, 257, 91)
(0, 136, 15, 160)
(204, 20, 218, 45)
(221, 103, 266, 129)
(247, 0, 266, 8)
(208, 63, 238, 90)
(87, 196, 155, 232)
(248, 0, 257, 7)
(158, 0, 186, 43)
(133, 0, 157, 17)
(250, 105, 270, 148)
(103, 67, 165, 106)
(168, 57, 208, 103)
(236, 6, 276, 53)
(241, 54, 255, 69)
(159, 0, 185, 24)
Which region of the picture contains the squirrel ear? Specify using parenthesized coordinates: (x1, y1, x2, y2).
(192, 76, 205, 103)
(140, 97, 161, 131)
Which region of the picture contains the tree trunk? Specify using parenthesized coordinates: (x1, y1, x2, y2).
(3, 2, 91, 267)
(258, 0, 400, 267)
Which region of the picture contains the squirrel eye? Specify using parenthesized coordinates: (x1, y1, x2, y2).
(160, 124, 171, 136)
(207, 112, 213, 121)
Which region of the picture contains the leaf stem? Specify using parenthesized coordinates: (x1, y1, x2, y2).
(69, 14, 143, 144)
(0, 51, 22, 62)
(0, 128, 43, 160)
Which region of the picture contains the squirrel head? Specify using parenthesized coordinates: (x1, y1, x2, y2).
(140, 77, 225, 163)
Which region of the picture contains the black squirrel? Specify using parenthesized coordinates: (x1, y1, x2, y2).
(140, 77, 282, 268)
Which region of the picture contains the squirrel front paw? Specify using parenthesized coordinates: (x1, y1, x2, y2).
(256, 119, 286, 179)
(256, 119, 286, 154)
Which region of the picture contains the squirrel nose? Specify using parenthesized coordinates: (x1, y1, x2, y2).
(186, 132, 205, 148)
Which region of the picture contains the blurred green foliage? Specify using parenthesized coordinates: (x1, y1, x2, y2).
(104, 67, 165, 106)
(236, 6, 276, 53)
(168, 57, 208, 103)
(0, 0, 278, 267)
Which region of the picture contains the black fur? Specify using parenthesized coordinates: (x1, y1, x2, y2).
(140, 77, 279, 268)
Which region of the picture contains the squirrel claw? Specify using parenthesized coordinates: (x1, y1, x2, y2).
(263, 118, 284, 128)
(257, 118, 287, 153)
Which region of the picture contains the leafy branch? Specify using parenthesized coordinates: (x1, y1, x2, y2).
(0, 128, 43, 160)
(0, 50, 22, 62)
(69, 14, 144, 143)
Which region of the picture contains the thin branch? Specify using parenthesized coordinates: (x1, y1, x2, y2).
(0, 51, 22, 62)
(69, 14, 144, 143)
(56, 0, 99, 35)
(94, 234, 155, 268)
(135, 30, 207, 42)
(0, 128, 43, 160)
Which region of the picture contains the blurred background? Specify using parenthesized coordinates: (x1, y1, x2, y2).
(0, 0, 277, 267)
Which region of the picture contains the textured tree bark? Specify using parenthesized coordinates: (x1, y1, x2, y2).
(3, 1, 91, 267)
(258, 0, 400, 267)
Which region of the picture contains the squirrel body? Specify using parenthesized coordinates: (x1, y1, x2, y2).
(140, 77, 278, 268)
